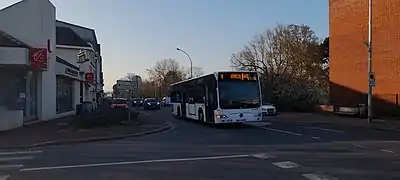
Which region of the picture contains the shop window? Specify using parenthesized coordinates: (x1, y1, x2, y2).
(0, 69, 26, 113)
(56, 76, 74, 113)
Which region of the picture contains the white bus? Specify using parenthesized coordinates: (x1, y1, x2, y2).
(169, 71, 263, 124)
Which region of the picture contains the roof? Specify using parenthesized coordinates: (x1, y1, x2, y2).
(0, 0, 23, 12)
(56, 20, 94, 31)
(56, 26, 91, 47)
(0, 30, 30, 48)
(56, 20, 98, 44)
(170, 70, 258, 86)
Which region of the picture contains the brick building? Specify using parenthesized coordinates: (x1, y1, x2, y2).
(330, 0, 400, 114)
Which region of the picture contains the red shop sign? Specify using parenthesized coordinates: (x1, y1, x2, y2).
(29, 48, 48, 70)
(85, 73, 95, 83)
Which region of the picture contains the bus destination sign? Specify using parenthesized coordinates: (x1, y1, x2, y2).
(218, 72, 257, 81)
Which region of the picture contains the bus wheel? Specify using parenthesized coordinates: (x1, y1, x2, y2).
(198, 109, 204, 122)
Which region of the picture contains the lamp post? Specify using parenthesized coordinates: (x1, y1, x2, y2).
(366, 0, 373, 123)
(77, 50, 91, 115)
(176, 47, 193, 79)
(87, 43, 100, 107)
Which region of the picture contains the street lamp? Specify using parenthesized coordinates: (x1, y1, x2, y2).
(176, 47, 193, 78)
(366, 0, 373, 123)
(146, 68, 157, 97)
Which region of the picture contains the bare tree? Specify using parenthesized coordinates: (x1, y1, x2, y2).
(138, 79, 156, 98)
(184, 66, 205, 79)
(230, 23, 327, 110)
(147, 58, 187, 97)
(123, 73, 142, 82)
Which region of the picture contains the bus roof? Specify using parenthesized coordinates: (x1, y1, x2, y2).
(170, 70, 257, 86)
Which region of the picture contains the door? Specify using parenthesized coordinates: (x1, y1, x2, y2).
(205, 85, 215, 123)
(180, 91, 187, 117)
(188, 97, 196, 117)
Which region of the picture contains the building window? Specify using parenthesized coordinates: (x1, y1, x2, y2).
(0, 69, 26, 113)
(56, 76, 74, 113)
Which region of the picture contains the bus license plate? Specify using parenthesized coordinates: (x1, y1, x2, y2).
(237, 119, 246, 122)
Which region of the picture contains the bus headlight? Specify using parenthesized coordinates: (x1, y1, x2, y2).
(216, 114, 228, 119)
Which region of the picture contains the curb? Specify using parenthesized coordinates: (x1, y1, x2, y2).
(1, 123, 173, 150)
(365, 126, 400, 133)
(272, 119, 400, 133)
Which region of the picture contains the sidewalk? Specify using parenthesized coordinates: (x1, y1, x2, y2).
(0, 113, 170, 149)
(272, 112, 400, 132)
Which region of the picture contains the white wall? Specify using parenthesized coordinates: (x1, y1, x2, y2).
(0, 47, 29, 65)
(55, 48, 80, 68)
(0, 0, 57, 121)
(0, 110, 23, 131)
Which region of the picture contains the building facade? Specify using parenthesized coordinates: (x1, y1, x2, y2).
(0, 0, 103, 131)
(330, 0, 400, 114)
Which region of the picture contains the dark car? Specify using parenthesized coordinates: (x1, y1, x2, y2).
(131, 98, 142, 106)
(143, 98, 161, 110)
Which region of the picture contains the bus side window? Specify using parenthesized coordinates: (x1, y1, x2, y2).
(171, 91, 181, 103)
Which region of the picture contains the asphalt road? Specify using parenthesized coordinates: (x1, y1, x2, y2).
(2, 108, 400, 180)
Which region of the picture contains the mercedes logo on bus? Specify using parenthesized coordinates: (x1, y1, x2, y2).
(239, 113, 243, 118)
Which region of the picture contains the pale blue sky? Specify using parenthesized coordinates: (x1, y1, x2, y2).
(0, 0, 328, 91)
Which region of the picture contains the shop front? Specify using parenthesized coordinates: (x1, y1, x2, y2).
(0, 47, 47, 130)
(55, 57, 80, 117)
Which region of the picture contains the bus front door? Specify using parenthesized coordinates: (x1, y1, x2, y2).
(205, 85, 214, 123)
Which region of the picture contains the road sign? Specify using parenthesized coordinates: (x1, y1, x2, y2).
(369, 80, 376, 87)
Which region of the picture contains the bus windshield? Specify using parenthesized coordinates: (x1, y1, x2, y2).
(218, 81, 260, 109)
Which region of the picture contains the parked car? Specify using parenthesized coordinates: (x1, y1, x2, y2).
(110, 98, 128, 109)
(131, 98, 142, 106)
(137, 98, 145, 106)
(161, 97, 171, 106)
(262, 103, 278, 117)
(143, 98, 161, 110)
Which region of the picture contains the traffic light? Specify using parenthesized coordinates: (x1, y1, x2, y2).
(369, 73, 375, 82)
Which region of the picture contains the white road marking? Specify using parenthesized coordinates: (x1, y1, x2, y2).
(261, 127, 303, 136)
(0, 175, 10, 180)
(251, 153, 276, 159)
(303, 126, 343, 133)
(312, 136, 321, 140)
(381, 149, 395, 153)
(0, 150, 42, 156)
(302, 173, 338, 180)
(21, 154, 250, 171)
(352, 144, 367, 148)
(272, 161, 301, 169)
(0, 156, 34, 162)
(0, 164, 24, 170)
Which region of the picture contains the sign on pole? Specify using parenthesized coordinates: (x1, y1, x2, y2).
(369, 72, 375, 87)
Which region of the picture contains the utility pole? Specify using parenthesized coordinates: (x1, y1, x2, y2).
(367, 0, 374, 123)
